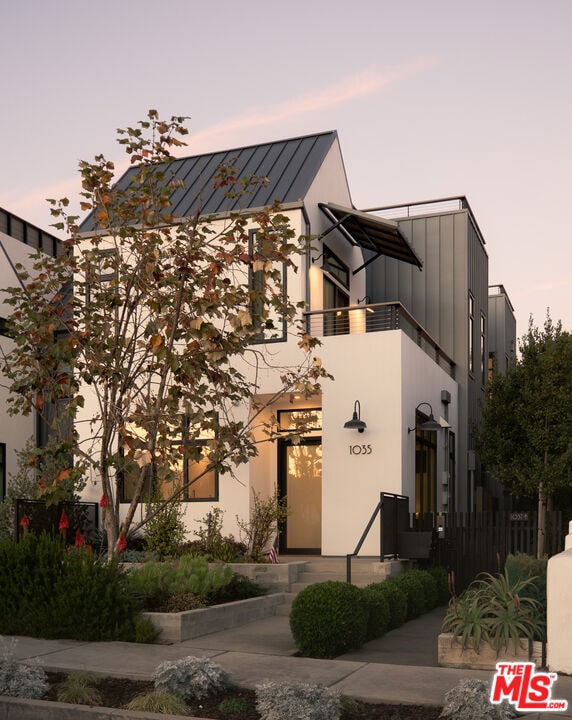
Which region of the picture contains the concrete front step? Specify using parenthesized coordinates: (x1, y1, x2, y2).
(290, 573, 376, 593)
(291, 571, 373, 584)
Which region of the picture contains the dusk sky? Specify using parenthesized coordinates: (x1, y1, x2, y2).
(1, 0, 570, 337)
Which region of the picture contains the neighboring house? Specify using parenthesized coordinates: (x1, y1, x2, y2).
(485, 283, 517, 512)
(488, 283, 517, 378)
(0, 207, 64, 495)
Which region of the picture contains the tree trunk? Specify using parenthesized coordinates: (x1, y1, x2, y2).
(537, 483, 546, 559)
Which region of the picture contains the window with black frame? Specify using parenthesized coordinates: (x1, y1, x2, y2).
(322, 246, 350, 336)
(176, 414, 218, 501)
(0, 443, 5, 499)
(119, 415, 218, 502)
(414, 413, 437, 517)
(248, 230, 287, 342)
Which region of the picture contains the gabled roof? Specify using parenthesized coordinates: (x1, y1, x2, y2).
(80, 131, 338, 231)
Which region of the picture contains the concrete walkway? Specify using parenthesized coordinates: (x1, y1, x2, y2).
(6, 606, 572, 719)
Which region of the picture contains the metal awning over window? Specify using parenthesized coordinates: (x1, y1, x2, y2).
(318, 202, 423, 274)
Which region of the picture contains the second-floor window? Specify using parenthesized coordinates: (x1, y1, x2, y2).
(468, 293, 474, 374)
(480, 313, 486, 385)
(248, 230, 287, 343)
(322, 246, 350, 336)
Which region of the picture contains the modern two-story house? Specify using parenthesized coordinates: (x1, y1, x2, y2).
(2, 130, 515, 556)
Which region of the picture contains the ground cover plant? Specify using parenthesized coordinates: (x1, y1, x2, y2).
(126, 554, 268, 612)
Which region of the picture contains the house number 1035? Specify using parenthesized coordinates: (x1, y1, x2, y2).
(349, 444, 372, 455)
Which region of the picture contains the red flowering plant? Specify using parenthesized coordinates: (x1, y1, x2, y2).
(19, 513, 30, 537)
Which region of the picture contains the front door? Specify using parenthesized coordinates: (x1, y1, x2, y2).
(278, 437, 322, 553)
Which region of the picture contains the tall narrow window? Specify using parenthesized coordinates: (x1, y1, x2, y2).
(414, 411, 437, 516)
(176, 414, 218, 501)
(322, 246, 350, 336)
(468, 294, 474, 374)
(448, 432, 455, 512)
(488, 352, 496, 386)
(248, 230, 287, 342)
(0, 317, 12, 338)
(0, 444, 5, 499)
(480, 313, 486, 385)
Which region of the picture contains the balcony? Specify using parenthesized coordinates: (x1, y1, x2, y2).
(304, 301, 455, 379)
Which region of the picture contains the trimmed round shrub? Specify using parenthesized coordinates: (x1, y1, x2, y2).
(390, 572, 425, 620)
(407, 569, 438, 611)
(375, 579, 407, 630)
(426, 565, 451, 605)
(289, 581, 368, 658)
(362, 584, 391, 640)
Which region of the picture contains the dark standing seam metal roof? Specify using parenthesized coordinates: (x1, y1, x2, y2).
(318, 202, 423, 273)
(79, 131, 338, 232)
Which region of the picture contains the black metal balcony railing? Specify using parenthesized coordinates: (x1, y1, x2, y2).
(304, 301, 455, 378)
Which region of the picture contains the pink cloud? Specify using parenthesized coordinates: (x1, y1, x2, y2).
(188, 57, 435, 153)
(6, 58, 434, 230)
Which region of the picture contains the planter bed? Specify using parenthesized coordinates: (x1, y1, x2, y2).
(438, 632, 544, 670)
(142, 592, 288, 643)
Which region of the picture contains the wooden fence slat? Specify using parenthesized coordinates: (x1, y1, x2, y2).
(419, 510, 565, 593)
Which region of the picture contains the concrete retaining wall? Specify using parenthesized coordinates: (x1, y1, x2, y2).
(142, 592, 287, 643)
(437, 632, 541, 670)
(0, 695, 190, 720)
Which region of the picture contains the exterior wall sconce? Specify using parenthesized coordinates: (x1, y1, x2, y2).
(407, 402, 442, 433)
(357, 296, 375, 313)
(344, 400, 367, 433)
(312, 251, 332, 274)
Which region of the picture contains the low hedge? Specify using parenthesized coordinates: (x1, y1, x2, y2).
(290, 567, 444, 657)
(387, 573, 425, 620)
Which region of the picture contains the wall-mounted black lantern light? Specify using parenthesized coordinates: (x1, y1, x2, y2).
(407, 402, 442, 433)
(357, 296, 375, 313)
(344, 400, 367, 433)
(312, 251, 333, 274)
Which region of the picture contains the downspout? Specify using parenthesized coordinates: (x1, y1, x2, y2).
(302, 204, 311, 316)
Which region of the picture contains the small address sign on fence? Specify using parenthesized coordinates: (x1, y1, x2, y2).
(349, 444, 372, 455)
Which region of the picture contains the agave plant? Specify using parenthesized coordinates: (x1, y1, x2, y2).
(473, 570, 543, 653)
(442, 568, 544, 655)
(441, 589, 490, 651)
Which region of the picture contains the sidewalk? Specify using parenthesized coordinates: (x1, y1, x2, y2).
(7, 606, 572, 718)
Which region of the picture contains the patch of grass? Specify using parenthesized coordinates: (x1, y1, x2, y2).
(56, 671, 102, 705)
(126, 689, 190, 715)
(218, 694, 251, 714)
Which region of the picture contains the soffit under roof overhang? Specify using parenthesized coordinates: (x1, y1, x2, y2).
(318, 202, 423, 274)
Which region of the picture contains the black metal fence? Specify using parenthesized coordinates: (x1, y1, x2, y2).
(418, 511, 565, 592)
(15, 499, 99, 545)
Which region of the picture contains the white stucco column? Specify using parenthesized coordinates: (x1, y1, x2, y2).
(547, 521, 572, 673)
